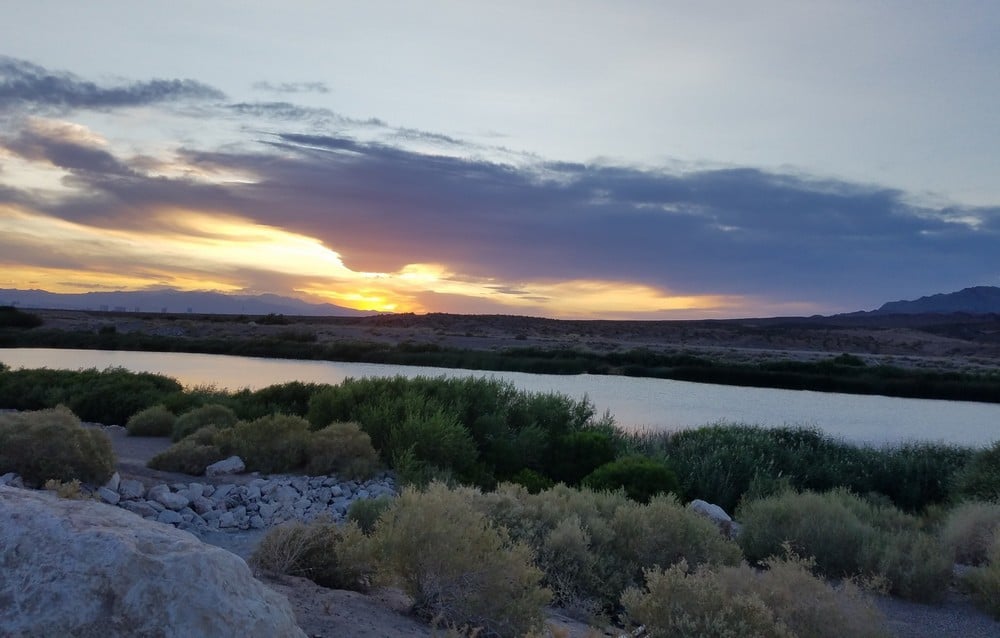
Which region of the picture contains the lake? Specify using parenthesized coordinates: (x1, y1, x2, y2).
(2, 347, 999, 448)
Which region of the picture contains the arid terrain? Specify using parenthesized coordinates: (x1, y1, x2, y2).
(32, 308, 1000, 373)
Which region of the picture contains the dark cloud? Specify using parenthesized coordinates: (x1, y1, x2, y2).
(0, 56, 225, 110)
(252, 81, 330, 94)
(9, 122, 999, 312)
(3, 128, 133, 177)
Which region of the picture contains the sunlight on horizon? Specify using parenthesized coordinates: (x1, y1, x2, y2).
(1, 204, 755, 318)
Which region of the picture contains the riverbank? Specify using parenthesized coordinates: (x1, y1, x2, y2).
(3, 308, 1000, 404)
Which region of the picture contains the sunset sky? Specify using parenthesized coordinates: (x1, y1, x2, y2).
(1, 1, 998, 319)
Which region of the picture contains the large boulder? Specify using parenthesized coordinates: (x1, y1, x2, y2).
(0, 486, 305, 638)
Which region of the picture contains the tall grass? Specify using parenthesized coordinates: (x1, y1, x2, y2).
(629, 423, 973, 513)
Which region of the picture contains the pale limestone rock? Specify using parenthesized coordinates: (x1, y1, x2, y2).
(97, 486, 121, 505)
(0, 486, 305, 638)
(118, 478, 146, 500)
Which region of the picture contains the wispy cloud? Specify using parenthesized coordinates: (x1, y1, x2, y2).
(0, 56, 225, 111)
(252, 81, 330, 94)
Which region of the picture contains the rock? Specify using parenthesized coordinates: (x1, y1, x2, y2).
(104, 471, 121, 493)
(0, 486, 305, 638)
(0, 472, 21, 487)
(689, 499, 740, 539)
(120, 500, 159, 519)
(97, 486, 121, 505)
(118, 478, 146, 500)
(249, 515, 266, 529)
(147, 484, 190, 511)
(212, 483, 237, 501)
(190, 495, 215, 515)
(156, 509, 183, 525)
(205, 456, 245, 477)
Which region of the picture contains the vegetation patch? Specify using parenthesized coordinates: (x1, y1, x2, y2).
(0, 406, 115, 486)
(125, 404, 175, 437)
(736, 488, 951, 602)
(622, 551, 889, 638)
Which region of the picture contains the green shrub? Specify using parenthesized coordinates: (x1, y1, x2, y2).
(172, 403, 237, 441)
(220, 414, 312, 474)
(475, 483, 741, 613)
(583, 456, 680, 503)
(622, 561, 789, 638)
(940, 501, 1000, 566)
(125, 405, 175, 437)
(147, 436, 224, 475)
(870, 529, 953, 603)
(961, 529, 1000, 619)
(623, 552, 891, 638)
(250, 518, 374, 591)
(953, 441, 1000, 502)
(233, 381, 324, 419)
(348, 496, 394, 535)
(641, 424, 971, 513)
(374, 482, 550, 637)
(508, 469, 554, 494)
(737, 489, 949, 601)
(866, 442, 973, 511)
(547, 430, 618, 486)
(305, 421, 381, 479)
(0, 406, 115, 486)
(387, 410, 478, 481)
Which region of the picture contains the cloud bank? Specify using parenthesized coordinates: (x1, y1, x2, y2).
(1, 58, 997, 318)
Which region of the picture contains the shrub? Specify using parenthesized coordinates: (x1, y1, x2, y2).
(347, 496, 394, 535)
(219, 414, 312, 474)
(940, 501, 1000, 566)
(737, 488, 949, 601)
(953, 441, 1000, 502)
(147, 436, 224, 475)
(387, 410, 478, 481)
(250, 517, 374, 591)
(125, 405, 175, 437)
(43, 478, 89, 500)
(0, 406, 115, 486)
(374, 482, 550, 637)
(173, 403, 237, 441)
(961, 529, 1000, 619)
(475, 484, 741, 613)
(623, 552, 891, 638)
(305, 421, 381, 479)
(622, 561, 792, 638)
(509, 469, 554, 494)
(583, 456, 680, 503)
(547, 430, 618, 486)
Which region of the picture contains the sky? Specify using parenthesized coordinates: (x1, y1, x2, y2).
(1, 1, 998, 319)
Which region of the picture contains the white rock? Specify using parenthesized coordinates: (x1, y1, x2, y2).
(190, 496, 215, 515)
(0, 486, 304, 638)
(689, 499, 732, 523)
(212, 483, 237, 501)
(205, 456, 245, 477)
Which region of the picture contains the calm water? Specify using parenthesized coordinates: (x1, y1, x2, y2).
(2, 347, 998, 448)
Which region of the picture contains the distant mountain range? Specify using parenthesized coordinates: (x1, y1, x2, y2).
(872, 286, 1000, 315)
(0, 289, 377, 317)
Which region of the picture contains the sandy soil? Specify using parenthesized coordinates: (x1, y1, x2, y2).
(94, 426, 1000, 638)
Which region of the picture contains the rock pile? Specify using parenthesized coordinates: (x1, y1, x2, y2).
(0, 462, 397, 533)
